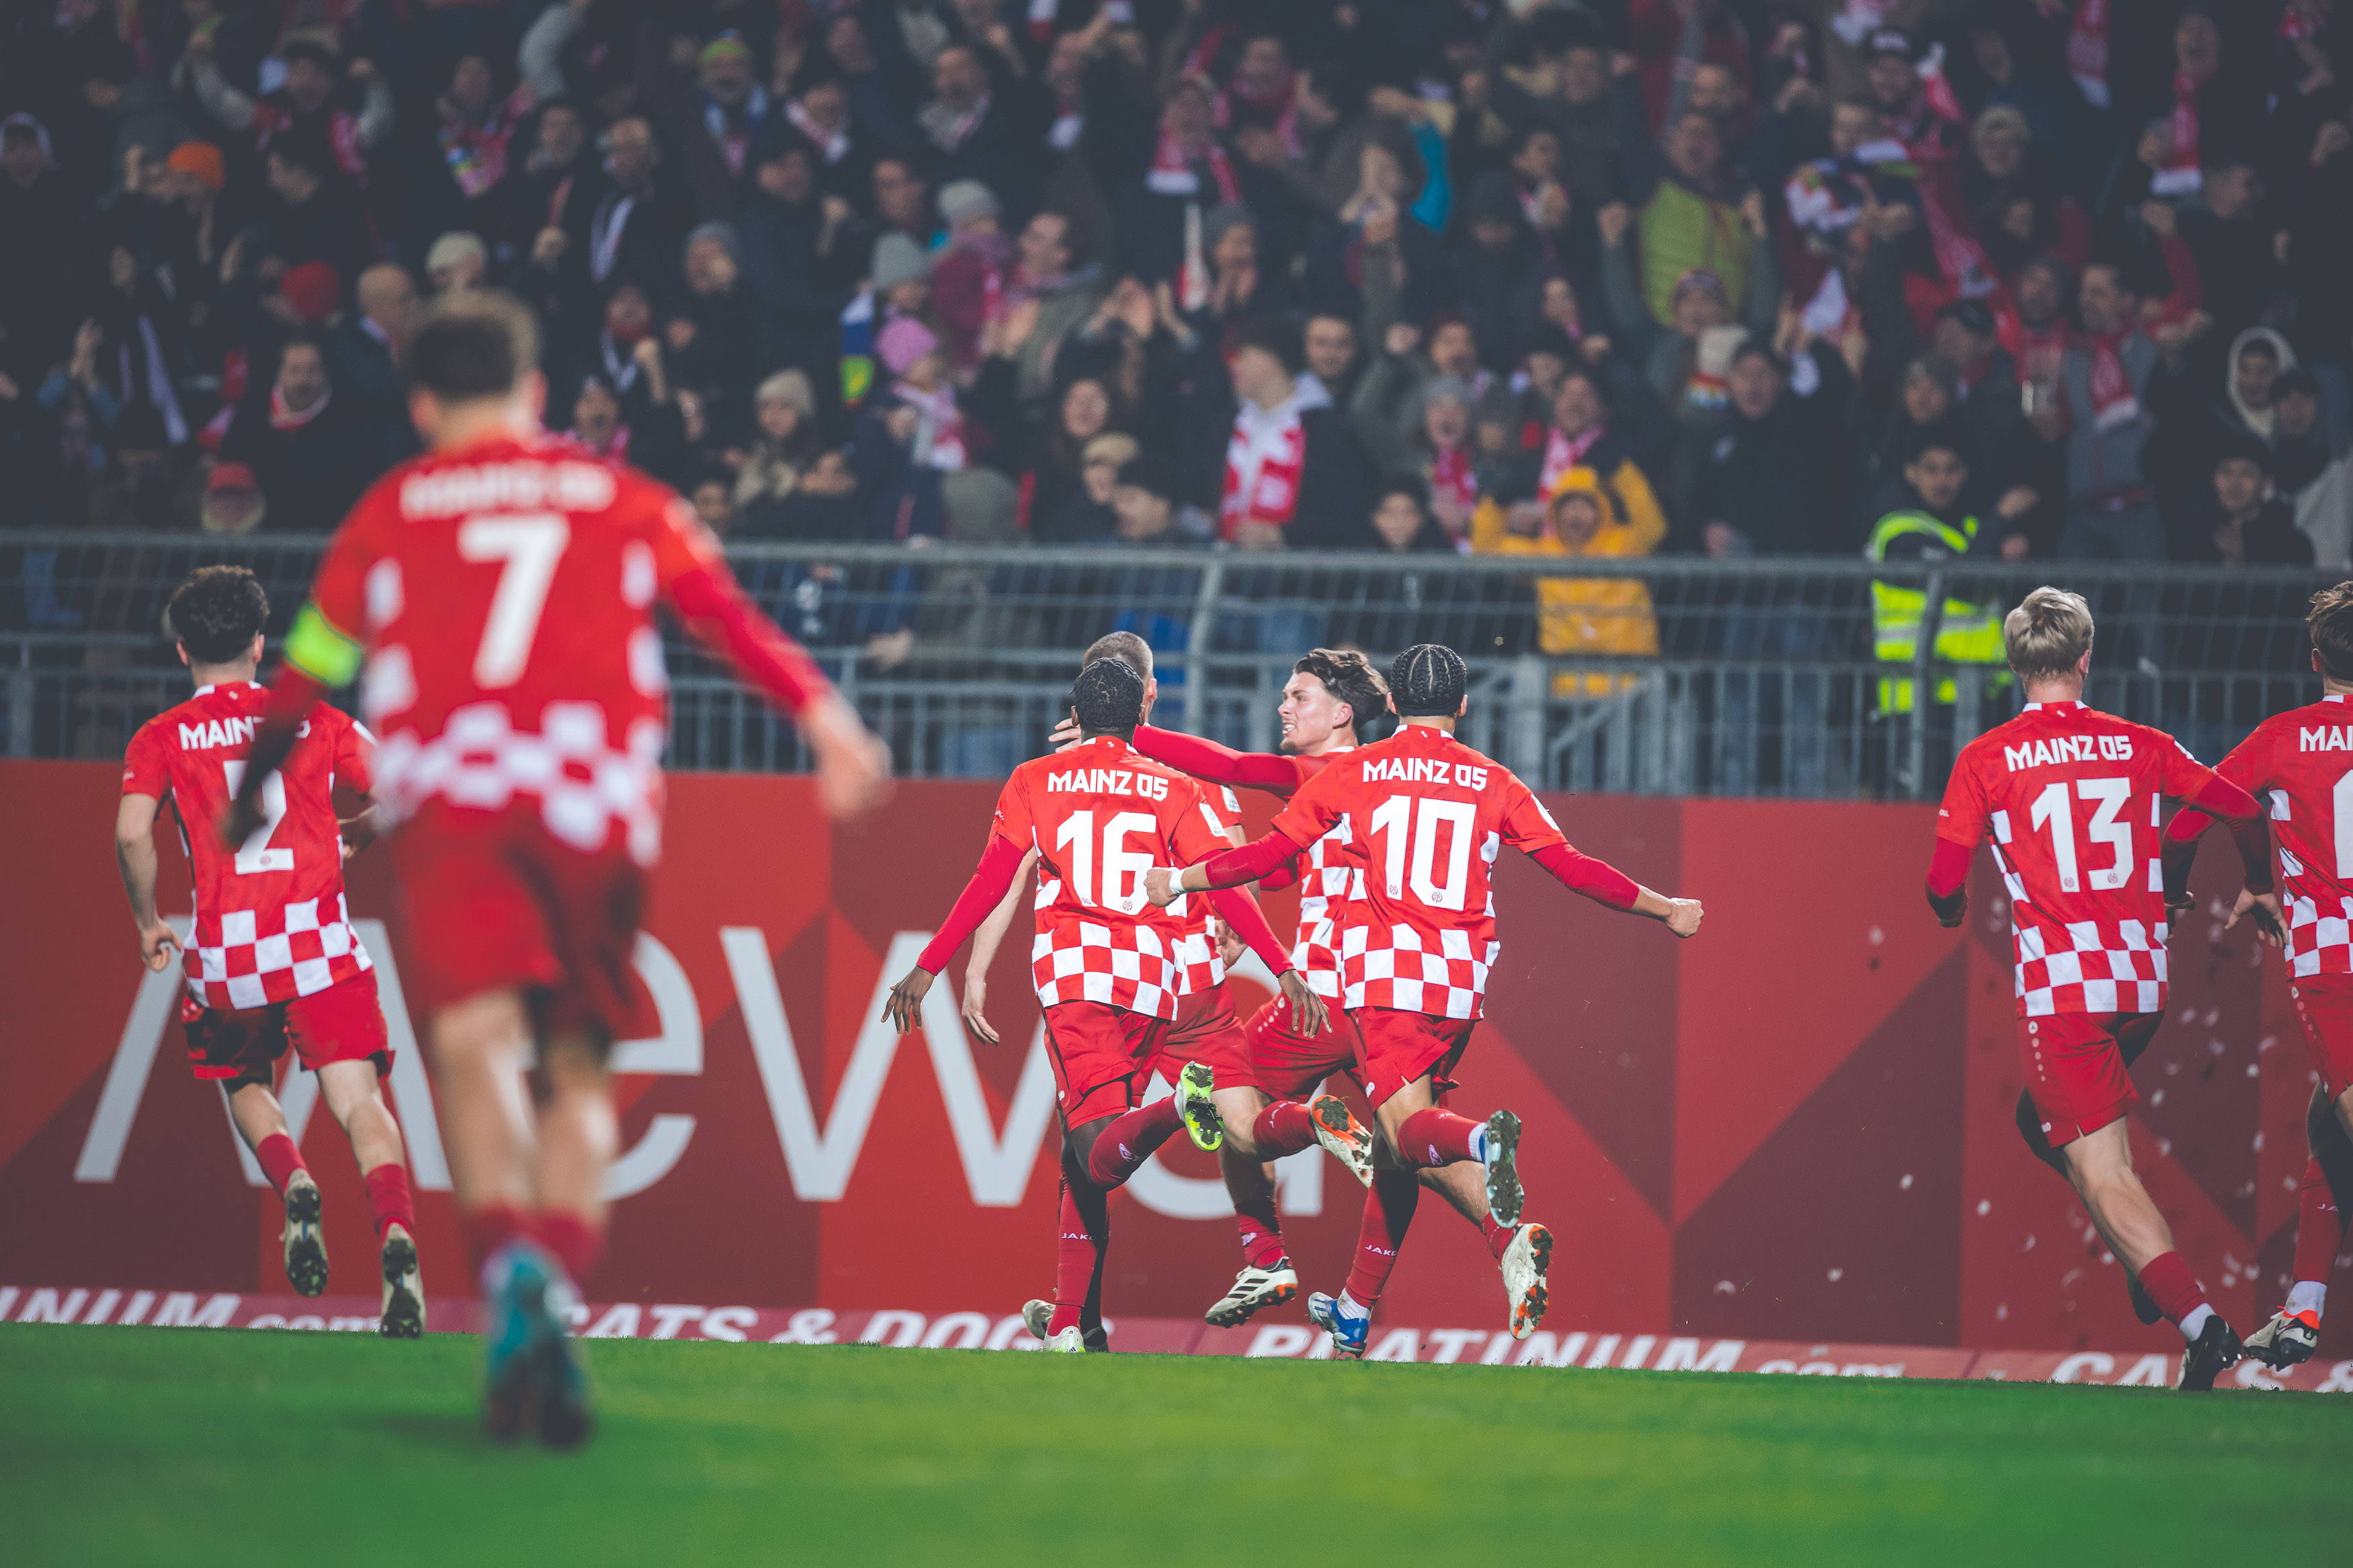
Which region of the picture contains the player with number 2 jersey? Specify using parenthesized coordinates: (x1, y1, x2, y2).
(116, 567, 425, 1336)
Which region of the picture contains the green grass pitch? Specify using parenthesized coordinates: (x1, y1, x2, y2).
(3, 1323, 2346, 1566)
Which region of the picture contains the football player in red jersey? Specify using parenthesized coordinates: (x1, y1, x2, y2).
(1926, 587, 2266, 1390)
(1051, 645, 1565, 1342)
(225, 293, 889, 1444)
(1152, 644, 1702, 1356)
(116, 567, 426, 1335)
(2163, 581, 2353, 1369)
(965, 635, 1378, 1351)
(883, 659, 1328, 1351)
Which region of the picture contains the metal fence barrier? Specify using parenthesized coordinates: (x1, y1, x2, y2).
(2, 532, 2332, 799)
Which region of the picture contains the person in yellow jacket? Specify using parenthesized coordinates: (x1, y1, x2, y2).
(1866, 439, 2009, 712)
(1472, 464, 1660, 697)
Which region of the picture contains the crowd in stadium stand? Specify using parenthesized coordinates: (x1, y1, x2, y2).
(3, 0, 2351, 583)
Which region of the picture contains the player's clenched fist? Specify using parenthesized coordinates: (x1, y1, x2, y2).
(1143, 865, 1181, 907)
(1662, 897, 1703, 938)
(881, 966, 934, 1033)
(138, 918, 180, 972)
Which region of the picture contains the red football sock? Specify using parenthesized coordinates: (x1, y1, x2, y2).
(1051, 1161, 1109, 1337)
(361, 1162, 416, 1241)
(2296, 1157, 2346, 1285)
(535, 1210, 606, 1283)
(1250, 1100, 1318, 1158)
(1085, 1097, 1187, 1188)
(254, 1132, 307, 1198)
(461, 1203, 530, 1273)
(2137, 1250, 2210, 1329)
(1396, 1108, 1482, 1169)
(1343, 1167, 1421, 1309)
(1481, 1211, 1513, 1262)
(1234, 1197, 1287, 1271)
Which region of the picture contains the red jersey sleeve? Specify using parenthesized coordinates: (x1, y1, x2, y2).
(1935, 747, 1991, 848)
(331, 714, 376, 796)
(1265, 761, 1349, 851)
(2157, 731, 2221, 803)
(281, 495, 386, 692)
(649, 489, 832, 717)
(1497, 775, 1570, 856)
(990, 770, 1035, 852)
(122, 718, 170, 798)
(1166, 778, 1232, 866)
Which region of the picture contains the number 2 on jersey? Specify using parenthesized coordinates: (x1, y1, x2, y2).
(221, 761, 292, 874)
(2028, 776, 2132, 893)
(1367, 795, 1476, 910)
(458, 513, 570, 688)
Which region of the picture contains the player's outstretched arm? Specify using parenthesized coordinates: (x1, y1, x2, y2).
(1924, 837, 1971, 927)
(961, 846, 1039, 1046)
(1149, 831, 1301, 905)
(885, 835, 1029, 1032)
(1521, 841, 1699, 934)
(1049, 717, 1306, 793)
(114, 794, 179, 973)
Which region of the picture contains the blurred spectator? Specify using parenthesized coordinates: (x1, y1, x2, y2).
(2040, 261, 2166, 560)
(331, 263, 417, 462)
(1609, 111, 1772, 331)
(1472, 464, 1660, 696)
(2178, 439, 2316, 567)
(930, 179, 1010, 371)
(1299, 306, 1361, 407)
(1689, 341, 1847, 558)
(220, 331, 377, 529)
(425, 232, 487, 296)
(1110, 452, 1214, 546)
(733, 370, 822, 524)
(1037, 431, 1134, 544)
(198, 460, 264, 534)
(1215, 315, 1375, 549)
(86, 401, 196, 529)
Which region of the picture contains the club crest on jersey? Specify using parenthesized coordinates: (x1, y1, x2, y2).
(1363, 756, 1490, 789)
(2003, 735, 2133, 772)
(1043, 767, 1169, 800)
(2299, 727, 2353, 752)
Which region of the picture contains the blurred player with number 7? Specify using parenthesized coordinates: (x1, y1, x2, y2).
(224, 292, 889, 1445)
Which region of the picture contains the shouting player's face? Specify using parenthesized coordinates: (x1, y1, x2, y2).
(1278, 673, 1351, 755)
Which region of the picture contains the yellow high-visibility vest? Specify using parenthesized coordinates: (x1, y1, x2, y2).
(1866, 509, 2007, 712)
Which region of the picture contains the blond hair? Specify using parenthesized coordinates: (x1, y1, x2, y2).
(2003, 586, 2094, 682)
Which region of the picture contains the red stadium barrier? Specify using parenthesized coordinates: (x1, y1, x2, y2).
(2, 760, 2341, 1378)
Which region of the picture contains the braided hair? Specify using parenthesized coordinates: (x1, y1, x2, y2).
(1389, 643, 1467, 717)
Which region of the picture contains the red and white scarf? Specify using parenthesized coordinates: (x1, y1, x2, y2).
(2066, 0, 2112, 107)
(1429, 446, 1477, 520)
(268, 383, 330, 431)
(1147, 130, 1240, 202)
(2083, 324, 2142, 432)
(1539, 423, 1603, 495)
(786, 98, 851, 163)
(895, 380, 967, 471)
(1221, 400, 1306, 537)
(2153, 71, 2205, 196)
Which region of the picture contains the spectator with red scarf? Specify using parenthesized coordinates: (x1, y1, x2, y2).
(1213, 314, 1374, 549)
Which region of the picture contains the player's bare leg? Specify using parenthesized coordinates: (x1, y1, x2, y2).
(2249, 1083, 2353, 1368)
(226, 1075, 329, 1298)
(315, 1058, 424, 1337)
(2014, 1016, 2167, 1323)
(2060, 1118, 2243, 1388)
(1415, 1160, 1552, 1338)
